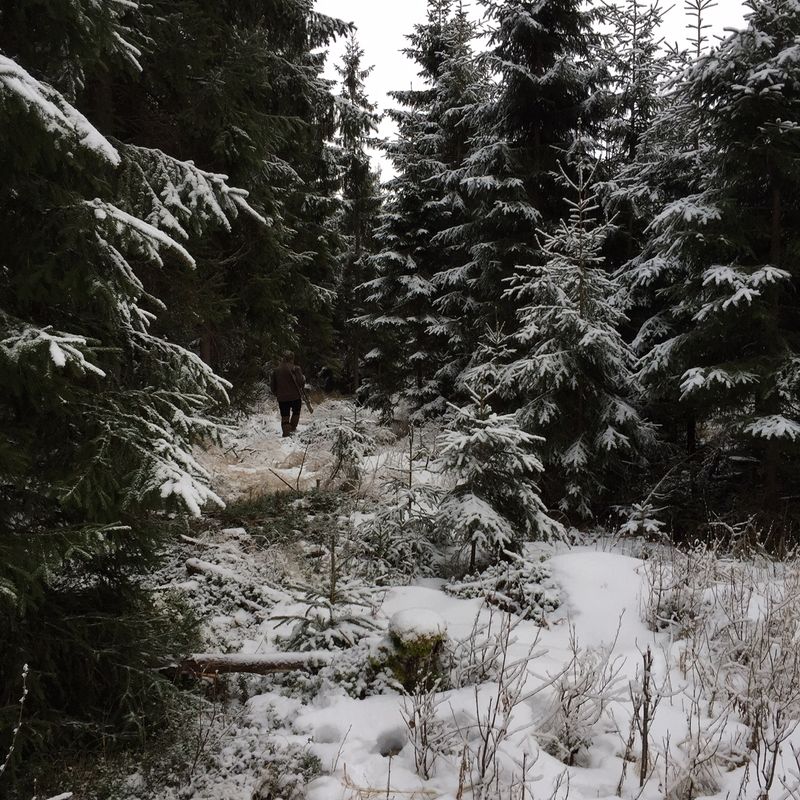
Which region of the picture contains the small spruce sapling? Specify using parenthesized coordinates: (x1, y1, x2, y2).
(300, 402, 376, 490)
(273, 531, 380, 651)
(354, 423, 442, 581)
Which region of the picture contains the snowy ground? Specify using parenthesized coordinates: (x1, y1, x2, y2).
(197, 397, 435, 502)
(130, 402, 800, 800)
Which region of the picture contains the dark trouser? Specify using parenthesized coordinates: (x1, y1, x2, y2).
(278, 399, 302, 437)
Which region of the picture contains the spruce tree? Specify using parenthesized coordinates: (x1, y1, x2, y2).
(107, 0, 350, 398)
(427, 2, 492, 398)
(439, 0, 607, 385)
(435, 383, 563, 569)
(0, 0, 273, 777)
(332, 35, 382, 393)
(357, 0, 456, 415)
(597, 0, 674, 272)
(598, 0, 671, 167)
(607, 0, 721, 508)
(504, 137, 652, 517)
(632, 0, 800, 529)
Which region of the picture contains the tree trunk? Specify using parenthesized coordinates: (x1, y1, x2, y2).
(200, 325, 214, 367)
(687, 414, 698, 501)
(85, 68, 114, 134)
(762, 179, 783, 519)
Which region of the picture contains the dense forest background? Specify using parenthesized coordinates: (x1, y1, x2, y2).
(1, 0, 799, 794)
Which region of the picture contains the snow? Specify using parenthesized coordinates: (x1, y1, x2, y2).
(0, 54, 120, 165)
(388, 608, 448, 641)
(745, 414, 800, 441)
(144, 506, 800, 800)
(127, 405, 800, 800)
(548, 551, 651, 651)
(1, 324, 107, 378)
(88, 199, 196, 268)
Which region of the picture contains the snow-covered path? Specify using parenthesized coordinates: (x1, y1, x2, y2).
(197, 397, 415, 501)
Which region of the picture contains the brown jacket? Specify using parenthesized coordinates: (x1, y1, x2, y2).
(271, 363, 305, 401)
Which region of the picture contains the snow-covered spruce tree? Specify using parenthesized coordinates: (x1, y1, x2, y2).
(434, 382, 563, 570)
(356, 0, 457, 416)
(332, 34, 382, 393)
(596, 0, 675, 270)
(598, 0, 672, 168)
(438, 0, 607, 388)
(607, 0, 721, 480)
(505, 136, 652, 518)
(633, 0, 800, 529)
(357, 1, 489, 416)
(427, 2, 493, 401)
(0, 6, 264, 778)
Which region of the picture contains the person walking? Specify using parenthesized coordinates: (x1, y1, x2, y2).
(270, 351, 306, 437)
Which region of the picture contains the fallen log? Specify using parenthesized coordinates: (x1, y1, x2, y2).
(176, 650, 332, 677)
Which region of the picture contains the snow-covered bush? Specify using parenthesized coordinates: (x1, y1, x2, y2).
(640, 545, 716, 634)
(466, 614, 547, 799)
(448, 607, 525, 689)
(146, 530, 280, 654)
(251, 739, 322, 800)
(540, 627, 625, 766)
(352, 484, 441, 582)
(618, 502, 667, 539)
(445, 552, 560, 619)
(664, 690, 724, 800)
(276, 635, 396, 701)
(401, 677, 455, 780)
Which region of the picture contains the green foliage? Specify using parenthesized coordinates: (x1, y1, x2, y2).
(357, 1, 487, 414)
(622, 0, 800, 531)
(252, 740, 323, 800)
(0, 0, 354, 786)
(106, 0, 350, 398)
(438, 0, 608, 377)
(353, 485, 441, 582)
(0, 579, 201, 797)
(274, 575, 381, 651)
(332, 35, 382, 393)
(445, 554, 561, 618)
(504, 136, 652, 516)
(434, 381, 564, 566)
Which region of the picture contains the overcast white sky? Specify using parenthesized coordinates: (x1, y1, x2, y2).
(315, 0, 747, 175)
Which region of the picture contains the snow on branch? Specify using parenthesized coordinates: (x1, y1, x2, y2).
(88, 198, 195, 267)
(0, 54, 120, 165)
(0, 316, 106, 377)
(118, 144, 267, 239)
(679, 366, 759, 398)
(105, 390, 225, 516)
(744, 415, 800, 441)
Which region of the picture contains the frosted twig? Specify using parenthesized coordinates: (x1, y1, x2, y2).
(0, 663, 29, 779)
